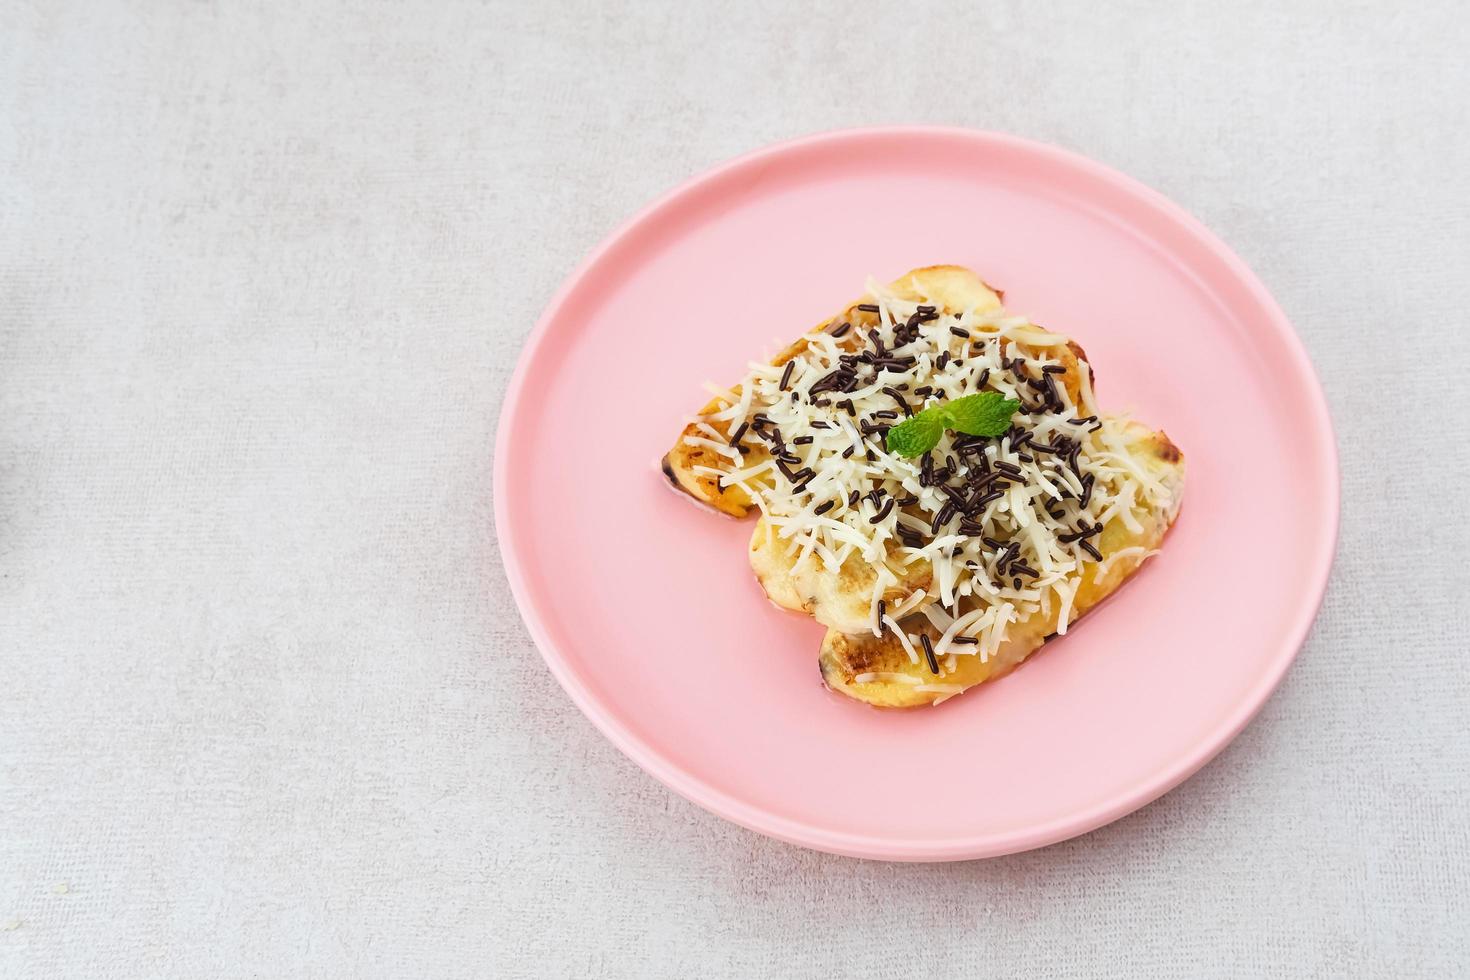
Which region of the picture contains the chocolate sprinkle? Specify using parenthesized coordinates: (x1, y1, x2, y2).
(971, 489, 1004, 511)
(779, 361, 795, 390)
(881, 386, 911, 415)
(1044, 373, 1062, 409)
(1058, 522, 1103, 543)
(920, 634, 939, 674)
(997, 543, 1020, 572)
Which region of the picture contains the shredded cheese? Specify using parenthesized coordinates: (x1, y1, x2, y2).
(853, 671, 923, 685)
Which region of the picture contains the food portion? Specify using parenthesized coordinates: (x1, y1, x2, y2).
(664, 266, 1184, 707)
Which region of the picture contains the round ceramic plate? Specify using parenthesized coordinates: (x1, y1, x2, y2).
(495, 128, 1337, 861)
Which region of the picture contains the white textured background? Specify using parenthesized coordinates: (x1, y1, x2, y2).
(3, 2, 1468, 977)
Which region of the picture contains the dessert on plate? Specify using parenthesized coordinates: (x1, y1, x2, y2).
(664, 266, 1184, 707)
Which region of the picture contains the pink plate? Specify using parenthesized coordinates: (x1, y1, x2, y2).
(494, 128, 1338, 861)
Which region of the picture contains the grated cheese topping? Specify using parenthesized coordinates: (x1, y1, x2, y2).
(684, 276, 1177, 665)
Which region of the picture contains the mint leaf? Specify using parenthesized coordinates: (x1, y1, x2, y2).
(885, 412, 943, 458)
(941, 392, 1020, 437)
(886, 392, 1020, 458)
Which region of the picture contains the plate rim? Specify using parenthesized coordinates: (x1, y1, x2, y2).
(493, 126, 1340, 861)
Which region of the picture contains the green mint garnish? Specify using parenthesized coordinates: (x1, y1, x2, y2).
(883, 412, 944, 458)
(941, 392, 1023, 437)
(885, 392, 1020, 458)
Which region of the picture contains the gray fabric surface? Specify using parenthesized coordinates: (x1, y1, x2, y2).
(3, 1, 1468, 977)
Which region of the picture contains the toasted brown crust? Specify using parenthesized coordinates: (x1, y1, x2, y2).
(1152, 431, 1183, 464)
(660, 445, 752, 517)
(818, 622, 1040, 709)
